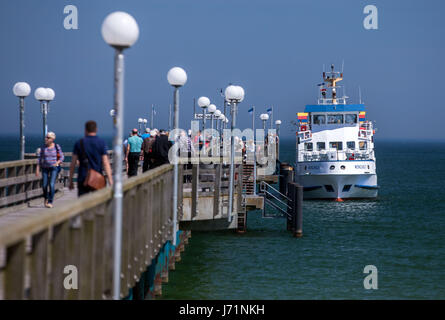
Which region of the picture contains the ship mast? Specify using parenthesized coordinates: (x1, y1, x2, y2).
(322, 64, 343, 104)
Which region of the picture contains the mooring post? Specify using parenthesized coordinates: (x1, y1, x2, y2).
(287, 182, 295, 231)
(295, 184, 303, 238)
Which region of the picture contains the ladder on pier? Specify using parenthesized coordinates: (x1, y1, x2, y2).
(241, 163, 255, 195)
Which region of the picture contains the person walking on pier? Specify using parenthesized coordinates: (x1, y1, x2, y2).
(141, 127, 151, 140)
(151, 129, 172, 168)
(142, 129, 157, 172)
(36, 131, 65, 208)
(68, 121, 113, 196)
(126, 128, 143, 177)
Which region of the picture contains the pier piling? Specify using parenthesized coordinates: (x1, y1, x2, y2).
(288, 182, 303, 238)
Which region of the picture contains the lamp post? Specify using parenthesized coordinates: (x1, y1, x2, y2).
(225, 85, 245, 222)
(13, 82, 31, 159)
(167, 66, 187, 247)
(197, 96, 210, 150)
(275, 120, 281, 161)
(214, 109, 221, 136)
(138, 118, 143, 133)
(208, 104, 216, 139)
(260, 113, 269, 136)
(207, 104, 217, 155)
(102, 10, 139, 300)
(35, 87, 54, 143)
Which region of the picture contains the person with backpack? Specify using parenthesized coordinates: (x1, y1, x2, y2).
(68, 121, 113, 196)
(36, 131, 64, 208)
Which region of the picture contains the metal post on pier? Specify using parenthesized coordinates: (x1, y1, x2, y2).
(112, 48, 125, 300)
(41, 101, 49, 141)
(225, 85, 245, 222)
(167, 66, 187, 246)
(13, 82, 31, 160)
(102, 10, 140, 300)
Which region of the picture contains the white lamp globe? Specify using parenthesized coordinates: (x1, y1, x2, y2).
(214, 110, 222, 118)
(260, 113, 269, 121)
(275, 120, 282, 125)
(143, 119, 148, 124)
(13, 82, 31, 97)
(235, 86, 245, 102)
(34, 87, 48, 101)
(101, 12, 139, 48)
(46, 88, 55, 101)
(167, 67, 187, 87)
(224, 85, 238, 102)
(198, 96, 210, 108)
(110, 109, 116, 117)
(138, 118, 143, 123)
(208, 104, 217, 114)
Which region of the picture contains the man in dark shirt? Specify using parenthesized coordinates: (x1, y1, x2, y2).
(141, 129, 157, 172)
(151, 130, 173, 168)
(69, 121, 113, 196)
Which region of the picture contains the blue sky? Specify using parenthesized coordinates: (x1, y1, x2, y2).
(0, 0, 444, 140)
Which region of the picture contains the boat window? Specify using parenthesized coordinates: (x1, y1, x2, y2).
(305, 142, 313, 151)
(345, 114, 357, 124)
(317, 142, 326, 151)
(329, 141, 343, 151)
(347, 141, 355, 150)
(313, 115, 326, 125)
(359, 141, 367, 150)
(327, 114, 343, 124)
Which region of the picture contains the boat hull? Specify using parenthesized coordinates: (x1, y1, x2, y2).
(296, 172, 378, 199)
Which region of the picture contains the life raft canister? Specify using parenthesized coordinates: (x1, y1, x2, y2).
(301, 125, 307, 132)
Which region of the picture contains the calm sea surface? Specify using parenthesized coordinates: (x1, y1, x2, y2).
(1, 135, 445, 299)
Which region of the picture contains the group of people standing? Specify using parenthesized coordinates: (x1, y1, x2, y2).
(124, 127, 172, 177)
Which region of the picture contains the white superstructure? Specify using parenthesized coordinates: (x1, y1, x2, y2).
(295, 64, 378, 200)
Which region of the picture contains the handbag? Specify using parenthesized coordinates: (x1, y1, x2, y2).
(80, 139, 106, 190)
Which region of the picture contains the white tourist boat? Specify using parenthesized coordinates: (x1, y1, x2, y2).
(295, 65, 378, 200)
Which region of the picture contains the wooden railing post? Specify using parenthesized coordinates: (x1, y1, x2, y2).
(79, 210, 96, 299)
(49, 221, 69, 299)
(29, 230, 49, 300)
(4, 240, 26, 299)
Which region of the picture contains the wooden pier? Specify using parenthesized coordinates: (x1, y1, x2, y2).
(0, 154, 264, 300)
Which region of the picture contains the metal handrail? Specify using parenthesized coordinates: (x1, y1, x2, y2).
(259, 181, 291, 202)
(264, 198, 289, 217)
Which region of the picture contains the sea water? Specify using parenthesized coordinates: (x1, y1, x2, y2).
(1, 136, 444, 299)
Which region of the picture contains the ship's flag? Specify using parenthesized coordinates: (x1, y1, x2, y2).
(266, 107, 272, 114)
(297, 112, 309, 123)
(248, 107, 254, 114)
(359, 111, 366, 122)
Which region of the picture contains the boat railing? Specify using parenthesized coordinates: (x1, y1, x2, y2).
(300, 150, 374, 162)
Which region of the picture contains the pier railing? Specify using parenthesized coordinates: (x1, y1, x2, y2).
(0, 151, 120, 211)
(0, 164, 174, 299)
(0, 159, 64, 210)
